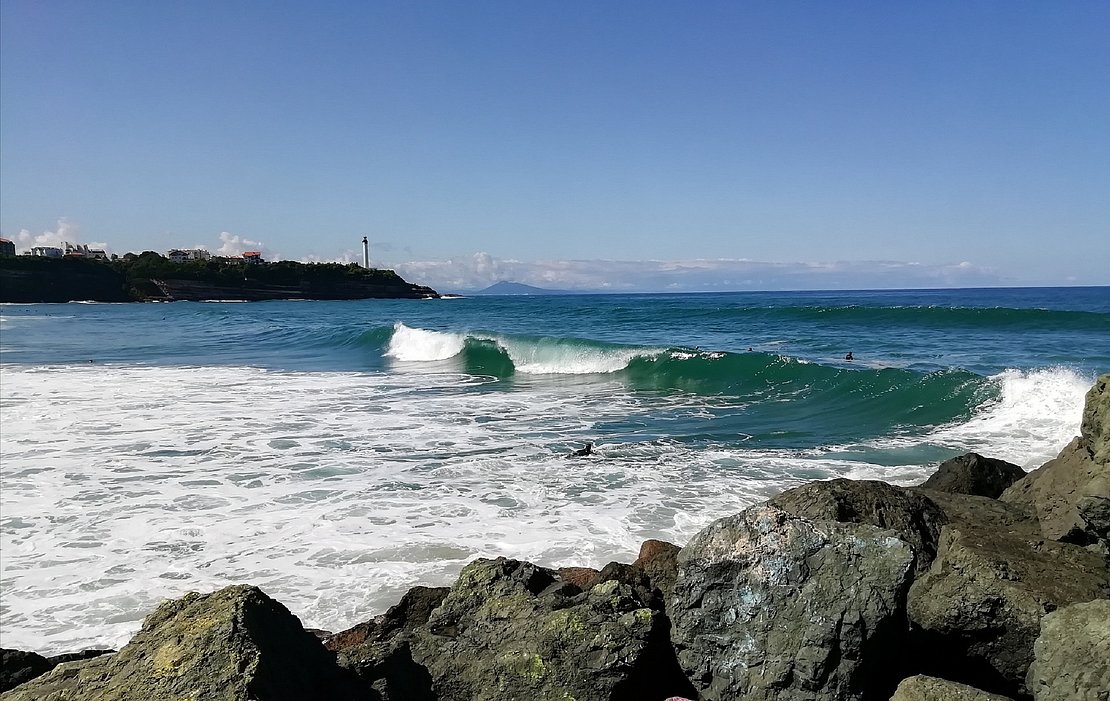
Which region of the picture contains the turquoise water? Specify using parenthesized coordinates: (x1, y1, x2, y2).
(1, 286, 1107, 652)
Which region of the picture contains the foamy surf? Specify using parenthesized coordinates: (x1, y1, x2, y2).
(386, 322, 658, 375)
(385, 322, 467, 361)
(927, 366, 1093, 467)
(0, 358, 1093, 654)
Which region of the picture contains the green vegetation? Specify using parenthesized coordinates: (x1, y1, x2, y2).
(0, 252, 433, 302)
(118, 251, 403, 284)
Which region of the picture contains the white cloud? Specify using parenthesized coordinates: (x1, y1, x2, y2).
(216, 232, 265, 257)
(16, 218, 83, 251)
(393, 253, 1003, 292)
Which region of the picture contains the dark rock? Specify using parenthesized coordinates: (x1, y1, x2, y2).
(906, 523, 1110, 698)
(0, 585, 370, 700)
(0, 649, 52, 693)
(399, 557, 694, 701)
(1077, 495, 1110, 554)
(1080, 373, 1109, 464)
(668, 505, 915, 701)
(1, 649, 114, 694)
(325, 586, 449, 652)
(922, 452, 1027, 498)
(337, 638, 434, 701)
(890, 675, 1015, 700)
(1026, 599, 1110, 701)
(911, 488, 1039, 536)
(44, 650, 114, 667)
(768, 477, 947, 575)
(597, 561, 657, 608)
(1001, 436, 1110, 545)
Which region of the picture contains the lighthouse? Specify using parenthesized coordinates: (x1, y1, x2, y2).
(362, 236, 369, 269)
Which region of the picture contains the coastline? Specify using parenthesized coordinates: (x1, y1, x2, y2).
(0, 256, 439, 303)
(3, 375, 1106, 700)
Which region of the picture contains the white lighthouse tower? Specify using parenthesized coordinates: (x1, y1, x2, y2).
(362, 236, 369, 269)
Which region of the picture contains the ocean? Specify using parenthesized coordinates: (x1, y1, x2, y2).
(1, 286, 1108, 653)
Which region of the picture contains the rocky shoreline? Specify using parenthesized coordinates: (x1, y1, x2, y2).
(3, 375, 1107, 700)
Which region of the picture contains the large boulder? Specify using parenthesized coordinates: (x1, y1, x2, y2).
(1080, 374, 1109, 464)
(668, 505, 915, 701)
(1001, 374, 1110, 545)
(1001, 437, 1110, 544)
(1026, 599, 1110, 701)
(921, 453, 1026, 499)
(890, 675, 1015, 701)
(768, 478, 947, 575)
(0, 585, 369, 701)
(906, 523, 1110, 698)
(370, 557, 695, 701)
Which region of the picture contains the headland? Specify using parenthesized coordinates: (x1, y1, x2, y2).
(0, 254, 438, 303)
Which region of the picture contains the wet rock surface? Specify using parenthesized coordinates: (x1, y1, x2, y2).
(1026, 599, 1110, 701)
(906, 523, 1109, 698)
(668, 505, 915, 701)
(404, 557, 694, 701)
(769, 477, 947, 574)
(922, 452, 1027, 498)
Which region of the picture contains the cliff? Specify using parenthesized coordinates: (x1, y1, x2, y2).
(0, 256, 438, 303)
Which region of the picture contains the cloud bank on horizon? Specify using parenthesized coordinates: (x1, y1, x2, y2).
(392, 252, 1003, 293)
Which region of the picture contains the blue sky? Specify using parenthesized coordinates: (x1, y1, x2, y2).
(2, 1, 1107, 291)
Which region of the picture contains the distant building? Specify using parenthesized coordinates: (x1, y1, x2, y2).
(0, 238, 15, 256)
(56, 242, 109, 259)
(242, 251, 263, 265)
(31, 246, 64, 258)
(167, 248, 211, 263)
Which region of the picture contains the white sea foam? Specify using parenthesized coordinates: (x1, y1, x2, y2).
(927, 366, 1092, 467)
(0, 364, 745, 652)
(385, 322, 466, 361)
(0, 361, 1092, 654)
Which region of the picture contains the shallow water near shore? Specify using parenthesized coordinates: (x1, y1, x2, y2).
(1, 286, 1108, 653)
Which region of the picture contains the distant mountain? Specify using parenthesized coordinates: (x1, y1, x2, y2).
(472, 281, 576, 296)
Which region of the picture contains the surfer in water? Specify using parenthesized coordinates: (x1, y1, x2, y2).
(845, 352, 854, 361)
(569, 442, 593, 458)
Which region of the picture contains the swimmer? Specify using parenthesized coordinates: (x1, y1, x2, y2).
(568, 442, 593, 458)
(845, 352, 854, 361)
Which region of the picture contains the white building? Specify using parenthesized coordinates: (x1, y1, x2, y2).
(167, 248, 212, 262)
(30, 246, 64, 258)
(63, 243, 108, 259)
